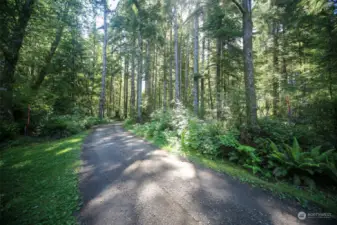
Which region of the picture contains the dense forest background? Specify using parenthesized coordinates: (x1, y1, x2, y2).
(1, 0, 337, 189)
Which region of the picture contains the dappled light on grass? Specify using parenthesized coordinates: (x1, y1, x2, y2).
(0, 131, 89, 225)
(56, 147, 72, 155)
(11, 160, 32, 169)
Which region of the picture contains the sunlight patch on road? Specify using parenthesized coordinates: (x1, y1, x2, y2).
(123, 160, 142, 175)
(257, 197, 297, 225)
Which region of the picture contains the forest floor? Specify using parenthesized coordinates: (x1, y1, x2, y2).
(78, 123, 336, 225)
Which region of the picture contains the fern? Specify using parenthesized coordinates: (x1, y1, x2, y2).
(268, 138, 336, 188)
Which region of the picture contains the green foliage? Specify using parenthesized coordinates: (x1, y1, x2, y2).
(228, 145, 262, 174)
(0, 132, 88, 225)
(257, 118, 294, 144)
(126, 118, 337, 213)
(40, 115, 109, 138)
(123, 117, 136, 129)
(218, 132, 240, 150)
(126, 110, 337, 190)
(182, 118, 219, 157)
(257, 117, 332, 149)
(131, 110, 176, 147)
(0, 121, 19, 142)
(268, 138, 337, 188)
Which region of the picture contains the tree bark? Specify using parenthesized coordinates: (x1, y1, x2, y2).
(207, 39, 213, 111)
(124, 56, 129, 118)
(185, 37, 190, 104)
(173, 6, 180, 104)
(137, 32, 143, 122)
(272, 22, 279, 116)
(145, 42, 152, 114)
(99, 2, 108, 119)
(163, 40, 168, 112)
(242, 0, 258, 128)
(131, 38, 136, 117)
(200, 24, 205, 118)
(193, 7, 199, 115)
(154, 46, 157, 110)
(169, 22, 173, 106)
(216, 38, 221, 119)
(108, 52, 114, 117)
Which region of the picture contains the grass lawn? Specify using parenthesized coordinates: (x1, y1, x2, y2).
(125, 124, 337, 214)
(0, 131, 89, 225)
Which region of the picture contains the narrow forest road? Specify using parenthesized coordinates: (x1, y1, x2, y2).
(78, 123, 335, 225)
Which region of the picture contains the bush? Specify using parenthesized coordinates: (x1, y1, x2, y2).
(181, 119, 219, 157)
(268, 138, 337, 189)
(126, 109, 337, 189)
(257, 118, 294, 144)
(40, 115, 109, 138)
(217, 132, 240, 156)
(123, 118, 136, 128)
(0, 121, 19, 142)
(257, 117, 331, 150)
(228, 145, 262, 174)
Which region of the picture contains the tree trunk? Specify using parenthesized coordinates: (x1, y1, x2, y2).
(173, 6, 180, 104)
(145, 42, 151, 114)
(0, 0, 36, 120)
(200, 26, 205, 118)
(109, 74, 114, 117)
(154, 46, 157, 110)
(137, 32, 143, 122)
(179, 34, 183, 98)
(242, 0, 258, 128)
(193, 8, 199, 115)
(272, 22, 279, 116)
(118, 76, 122, 118)
(216, 38, 221, 119)
(169, 23, 173, 106)
(207, 39, 213, 111)
(108, 50, 114, 118)
(124, 56, 129, 118)
(131, 38, 136, 117)
(163, 41, 168, 112)
(99, 2, 108, 119)
(185, 37, 190, 104)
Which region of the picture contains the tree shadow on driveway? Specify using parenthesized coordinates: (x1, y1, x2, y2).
(77, 124, 336, 225)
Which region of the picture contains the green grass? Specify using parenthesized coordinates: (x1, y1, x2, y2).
(0, 131, 89, 225)
(125, 124, 337, 214)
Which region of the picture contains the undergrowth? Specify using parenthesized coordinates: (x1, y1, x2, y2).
(124, 107, 337, 213)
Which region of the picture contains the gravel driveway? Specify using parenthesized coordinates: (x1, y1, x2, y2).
(78, 123, 335, 225)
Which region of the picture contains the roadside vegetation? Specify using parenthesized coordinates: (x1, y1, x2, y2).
(0, 132, 88, 225)
(124, 106, 337, 213)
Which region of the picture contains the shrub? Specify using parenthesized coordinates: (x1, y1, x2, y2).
(123, 118, 136, 128)
(181, 119, 219, 157)
(40, 115, 109, 138)
(169, 104, 190, 135)
(268, 138, 337, 189)
(228, 145, 262, 174)
(216, 132, 240, 156)
(257, 117, 331, 150)
(257, 118, 294, 144)
(0, 121, 19, 142)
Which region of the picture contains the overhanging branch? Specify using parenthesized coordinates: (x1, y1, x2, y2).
(231, 0, 244, 14)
